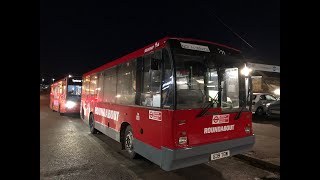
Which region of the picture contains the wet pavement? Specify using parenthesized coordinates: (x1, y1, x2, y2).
(247, 115, 280, 167)
(40, 94, 280, 180)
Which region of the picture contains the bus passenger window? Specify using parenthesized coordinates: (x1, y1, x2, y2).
(141, 53, 152, 107)
(161, 49, 173, 108)
(141, 50, 161, 108)
(116, 60, 136, 105)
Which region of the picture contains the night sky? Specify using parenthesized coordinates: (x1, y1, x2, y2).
(40, 0, 279, 82)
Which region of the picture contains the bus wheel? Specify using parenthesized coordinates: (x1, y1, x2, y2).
(89, 114, 97, 134)
(124, 125, 136, 159)
(81, 108, 84, 120)
(58, 105, 64, 116)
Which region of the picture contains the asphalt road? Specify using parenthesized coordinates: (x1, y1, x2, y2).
(40, 94, 279, 180)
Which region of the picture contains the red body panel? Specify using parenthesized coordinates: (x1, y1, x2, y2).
(82, 99, 253, 150)
(173, 109, 253, 148)
(93, 103, 163, 149)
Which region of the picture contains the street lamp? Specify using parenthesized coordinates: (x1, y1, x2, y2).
(42, 78, 44, 84)
(69, 74, 72, 78)
(274, 88, 280, 96)
(52, 78, 55, 83)
(241, 64, 252, 76)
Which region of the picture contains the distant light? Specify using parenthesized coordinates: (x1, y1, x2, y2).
(42, 78, 44, 82)
(69, 74, 72, 78)
(52, 78, 55, 82)
(72, 79, 82, 83)
(177, 80, 187, 85)
(241, 65, 252, 76)
(115, 94, 121, 98)
(274, 88, 280, 95)
(196, 79, 204, 84)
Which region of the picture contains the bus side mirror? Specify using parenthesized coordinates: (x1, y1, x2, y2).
(151, 58, 160, 70)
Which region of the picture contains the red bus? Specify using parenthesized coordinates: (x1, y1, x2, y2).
(50, 76, 82, 115)
(81, 37, 255, 171)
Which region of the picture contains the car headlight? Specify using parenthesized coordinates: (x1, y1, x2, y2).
(65, 101, 76, 108)
(266, 103, 270, 108)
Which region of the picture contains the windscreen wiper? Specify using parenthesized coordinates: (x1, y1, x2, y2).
(197, 94, 218, 118)
(234, 102, 244, 120)
(234, 89, 251, 120)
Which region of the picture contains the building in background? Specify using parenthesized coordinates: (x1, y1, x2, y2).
(247, 62, 280, 97)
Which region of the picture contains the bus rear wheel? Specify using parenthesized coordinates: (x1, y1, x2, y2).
(124, 125, 136, 159)
(89, 114, 98, 134)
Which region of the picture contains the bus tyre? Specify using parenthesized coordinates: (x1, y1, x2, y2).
(80, 108, 84, 120)
(124, 125, 136, 159)
(58, 105, 64, 116)
(89, 114, 98, 134)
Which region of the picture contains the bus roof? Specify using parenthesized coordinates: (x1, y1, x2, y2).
(51, 77, 66, 87)
(50, 76, 82, 87)
(83, 37, 241, 77)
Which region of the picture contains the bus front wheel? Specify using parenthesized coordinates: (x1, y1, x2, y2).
(124, 125, 136, 159)
(89, 114, 98, 134)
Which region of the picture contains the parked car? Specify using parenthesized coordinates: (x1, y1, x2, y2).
(266, 99, 280, 118)
(251, 93, 277, 115)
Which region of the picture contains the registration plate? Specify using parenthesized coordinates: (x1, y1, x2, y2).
(210, 150, 230, 161)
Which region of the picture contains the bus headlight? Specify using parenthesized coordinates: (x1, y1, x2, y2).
(65, 101, 76, 108)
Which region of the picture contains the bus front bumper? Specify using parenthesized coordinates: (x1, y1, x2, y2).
(160, 135, 255, 171)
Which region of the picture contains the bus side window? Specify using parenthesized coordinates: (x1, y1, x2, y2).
(161, 48, 173, 108)
(103, 67, 117, 103)
(89, 74, 98, 98)
(140, 50, 161, 108)
(151, 50, 162, 107)
(135, 57, 143, 105)
(141, 53, 152, 106)
(116, 60, 136, 105)
(82, 76, 90, 98)
(96, 72, 104, 102)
